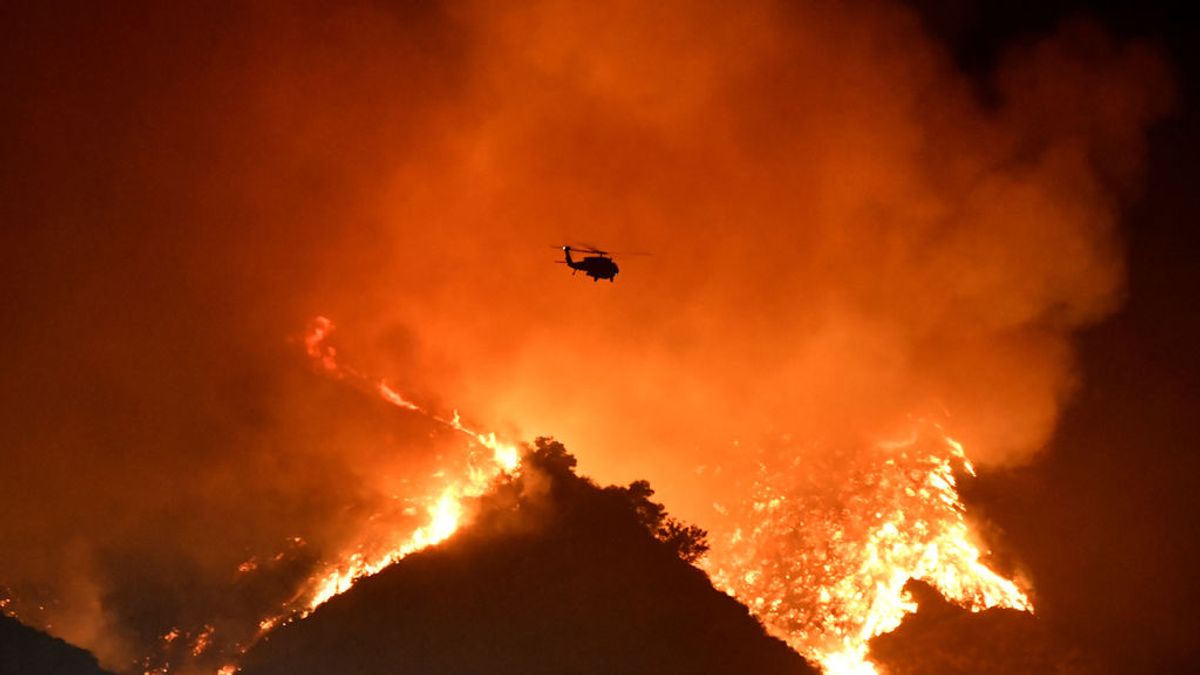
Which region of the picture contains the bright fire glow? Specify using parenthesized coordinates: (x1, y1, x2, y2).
(273, 317, 523, 618)
(239, 319, 1031, 675)
(706, 425, 1033, 673)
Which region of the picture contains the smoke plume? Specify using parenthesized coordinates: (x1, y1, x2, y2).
(0, 0, 1171, 670)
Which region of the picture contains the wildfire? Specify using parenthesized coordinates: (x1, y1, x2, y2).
(270, 319, 1031, 675)
(1, 317, 1038, 675)
(217, 319, 1029, 675)
(706, 425, 1033, 673)
(281, 317, 522, 615)
(126, 317, 527, 674)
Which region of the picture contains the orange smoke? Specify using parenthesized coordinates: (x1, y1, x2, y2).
(327, 3, 1172, 518)
(0, 1, 1172, 673)
(285, 321, 1037, 673)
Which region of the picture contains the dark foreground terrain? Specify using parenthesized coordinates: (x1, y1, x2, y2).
(0, 613, 114, 675)
(240, 439, 816, 675)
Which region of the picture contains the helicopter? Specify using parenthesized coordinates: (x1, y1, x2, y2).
(555, 245, 647, 282)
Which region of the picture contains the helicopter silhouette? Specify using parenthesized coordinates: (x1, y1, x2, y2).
(555, 245, 648, 282)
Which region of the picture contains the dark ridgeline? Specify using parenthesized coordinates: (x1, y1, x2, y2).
(869, 581, 1101, 675)
(239, 439, 817, 675)
(0, 613, 114, 675)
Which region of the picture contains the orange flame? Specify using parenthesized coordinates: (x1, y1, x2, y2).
(247, 317, 523, 633)
(705, 424, 1032, 673)
(190, 625, 215, 658)
(235, 319, 1029, 675)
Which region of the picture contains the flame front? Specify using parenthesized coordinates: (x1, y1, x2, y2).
(34, 317, 1037, 675)
(707, 426, 1033, 673)
(232, 319, 1031, 675)
(279, 321, 1032, 675)
(283, 318, 522, 616)
(154, 317, 529, 674)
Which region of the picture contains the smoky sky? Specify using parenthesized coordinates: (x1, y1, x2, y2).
(0, 0, 1173, 670)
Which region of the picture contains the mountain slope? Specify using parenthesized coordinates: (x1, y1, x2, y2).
(240, 439, 816, 675)
(0, 613, 114, 675)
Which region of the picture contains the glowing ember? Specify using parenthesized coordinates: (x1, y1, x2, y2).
(706, 424, 1033, 673)
(191, 624, 215, 657)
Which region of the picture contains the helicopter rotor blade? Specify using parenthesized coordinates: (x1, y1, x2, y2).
(555, 242, 609, 254)
(580, 249, 652, 256)
(551, 243, 651, 256)
(550, 244, 604, 255)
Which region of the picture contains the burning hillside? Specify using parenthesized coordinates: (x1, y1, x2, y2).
(707, 428, 1031, 672)
(0, 0, 1181, 673)
(267, 322, 1036, 675)
(237, 439, 815, 675)
(118, 319, 1032, 674)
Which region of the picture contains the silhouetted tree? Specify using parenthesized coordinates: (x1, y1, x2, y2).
(609, 478, 709, 563)
(656, 518, 710, 564)
(528, 436, 579, 479)
(520, 438, 709, 563)
(625, 479, 666, 525)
